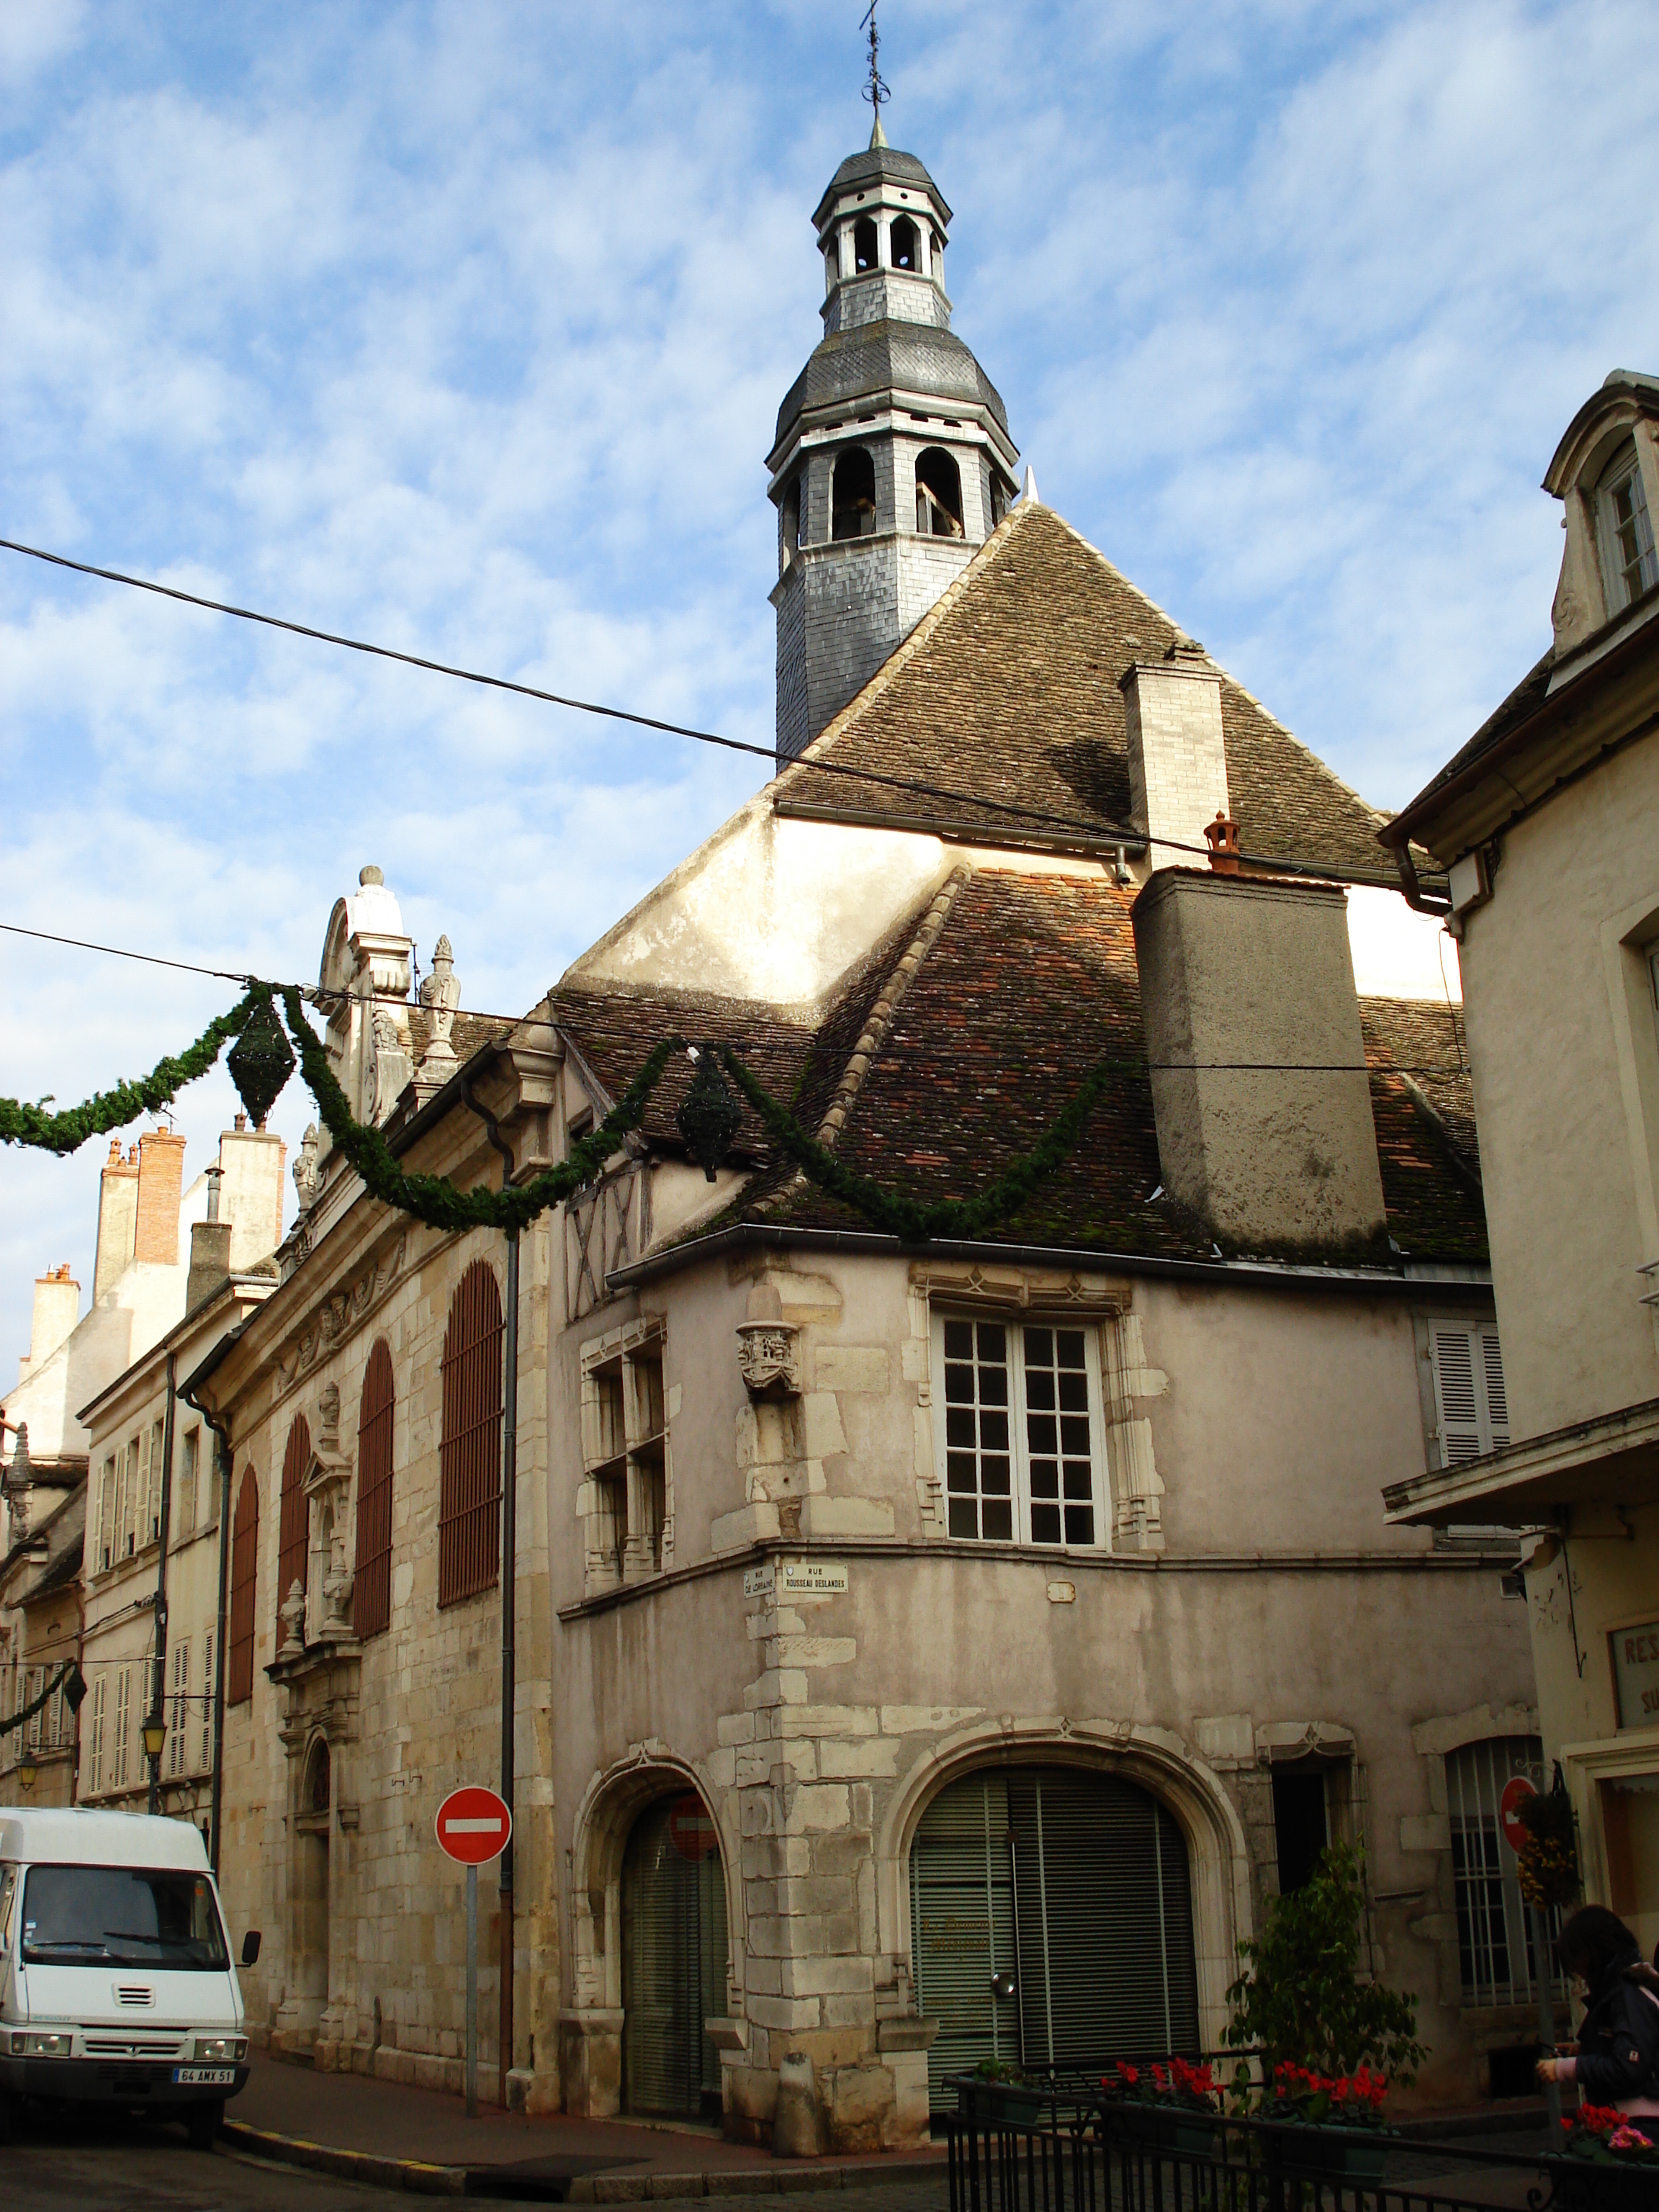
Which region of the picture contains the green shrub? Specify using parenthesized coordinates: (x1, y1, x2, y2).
(1224, 1843, 1427, 2085)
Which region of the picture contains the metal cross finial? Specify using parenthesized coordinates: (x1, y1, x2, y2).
(860, 1, 889, 113)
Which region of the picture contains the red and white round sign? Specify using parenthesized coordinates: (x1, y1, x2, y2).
(1499, 1774, 1536, 1853)
(435, 1785, 512, 1866)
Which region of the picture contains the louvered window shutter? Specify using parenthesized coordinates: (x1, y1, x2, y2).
(1433, 1328, 1485, 1463)
(201, 1632, 215, 1771)
(1478, 1327, 1509, 1449)
(89, 1676, 105, 1792)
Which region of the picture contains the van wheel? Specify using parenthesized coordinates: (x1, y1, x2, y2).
(186, 2099, 223, 2150)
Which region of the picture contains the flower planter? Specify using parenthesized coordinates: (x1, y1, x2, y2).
(975, 2083, 1047, 2126)
(1277, 2123, 1390, 2187)
(1111, 2104, 1220, 2161)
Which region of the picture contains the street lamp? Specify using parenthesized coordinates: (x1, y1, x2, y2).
(17, 1753, 37, 1789)
(141, 1710, 167, 1765)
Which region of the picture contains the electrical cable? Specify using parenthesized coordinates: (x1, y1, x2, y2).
(0, 533, 1411, 880)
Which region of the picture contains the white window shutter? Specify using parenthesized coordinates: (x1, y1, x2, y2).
(1478, 1328, 1509, 1449)
(89, 1675, 106, 1792)
(1433, 1328, 1484, 1463)
(201, 1632, 214, 1773)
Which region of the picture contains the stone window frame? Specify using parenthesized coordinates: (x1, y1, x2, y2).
(578, 1316, 673, 1595)
(928, 1308, 1111, 1550)
(1595, 438, 1659, 613)
(908, 1262, 1166, 1552)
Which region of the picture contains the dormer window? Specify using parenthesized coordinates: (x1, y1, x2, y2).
(1596, 441, 1658, 612)
(853, 216, 878, 272)
(891, 216, 919, 271)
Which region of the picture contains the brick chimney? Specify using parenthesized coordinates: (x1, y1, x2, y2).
(133, 1128, 189, 1267)
(93, 1138, 141, 1299)
(1132, 870, 1387, 1253)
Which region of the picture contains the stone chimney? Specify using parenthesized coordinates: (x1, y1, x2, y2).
(1120, 637, 1231, 867)
(1131, 871, 1386, 1253)
(22, 1265, 79, 1380)
(217, 1126, 288, 1271)
(133, 1128, 189, 1267)
(186, 1220, 235, 1312)
(94, 1139, 141, 1298)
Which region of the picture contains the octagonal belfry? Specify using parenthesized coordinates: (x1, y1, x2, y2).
(768, 120, 1021, 765)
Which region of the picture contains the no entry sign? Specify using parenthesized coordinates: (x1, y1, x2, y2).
(436, 1785, 512, 1866)
(1499, 1774, 1536, 1853)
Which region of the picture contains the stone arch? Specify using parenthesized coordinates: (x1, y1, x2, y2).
(853, 215, 878, 271)
(832, 446, 877, 541)
(914, 446, 963, 537)
(890, 215, 920, 271)
(876, 1718, 1252, 2051)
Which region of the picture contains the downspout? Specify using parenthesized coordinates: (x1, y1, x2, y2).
(462, 1076, 519, 2110)
(148, 1352, 178, 1817)
(1386, 840, 1452, 918)
(184, 1387, 235, 1878)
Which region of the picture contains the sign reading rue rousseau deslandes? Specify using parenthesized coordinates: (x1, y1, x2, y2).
(743, 1558, 850, 1598)
(1611, 1619, 1659, 1728)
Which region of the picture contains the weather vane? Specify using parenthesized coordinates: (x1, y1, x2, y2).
(860, 1, 890, 114)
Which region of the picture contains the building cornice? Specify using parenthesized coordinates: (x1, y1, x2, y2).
(1383, 1395, 1659, 1527)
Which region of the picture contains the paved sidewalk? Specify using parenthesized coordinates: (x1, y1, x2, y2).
(225, 2052, 948, 2202)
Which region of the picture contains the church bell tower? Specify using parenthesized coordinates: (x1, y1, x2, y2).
(768, 116, 1020, 764)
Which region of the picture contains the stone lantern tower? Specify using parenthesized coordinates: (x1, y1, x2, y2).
(768, 120, 1021, 763)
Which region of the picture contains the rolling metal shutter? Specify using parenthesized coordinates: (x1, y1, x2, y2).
(622, 1796, 729, 2117)
(912, 1766, 1200, 2110)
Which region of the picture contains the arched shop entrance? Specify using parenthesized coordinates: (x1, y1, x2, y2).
(621, 1791, 729, 2118)
(910, 1766, 1200, 2108)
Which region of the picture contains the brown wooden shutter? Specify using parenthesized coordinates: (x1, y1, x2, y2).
(439, 1260, 503, 1607)
(276, 1415, 311, 1637)
(353, 1339, 395, 1637)
(228, 1469, 259, 1705)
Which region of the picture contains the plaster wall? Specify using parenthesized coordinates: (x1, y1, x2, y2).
(1455, 729, 1659, 1437)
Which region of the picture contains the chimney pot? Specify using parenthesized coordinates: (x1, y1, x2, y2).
(1202, 810, 1242, 875)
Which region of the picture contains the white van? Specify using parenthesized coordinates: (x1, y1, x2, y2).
(0, 1807, 256, 2146)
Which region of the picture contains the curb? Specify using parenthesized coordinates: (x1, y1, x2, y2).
(222, 2119, 945, 2203)
(222, 2119, 467, 2196)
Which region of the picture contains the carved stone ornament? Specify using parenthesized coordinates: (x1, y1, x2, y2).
(737, 1321, 801, 1399)
(279, 1578, 307, 1659)
(292, 1123, 321, 1211)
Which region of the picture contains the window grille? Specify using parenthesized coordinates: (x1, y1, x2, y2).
(1430, 1322, 1509, 1464)
(228, 1467, 259, 1706)
(200, 1630, 215, 1772)
(438, 1261, 503, 1607)
(1446, 1735, 1555, 2006)
(354, 1339, 395, 1637)
(276, 1415, 311, 1640)
(935, 1315, 1105, 1547)
(87, 1674, 106, 1794)
(168, 1641, 189, 1778)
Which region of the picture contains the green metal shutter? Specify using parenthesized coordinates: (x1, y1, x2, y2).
(911, 1774, 1019, 2105)
(622, 1797, 729, 2116)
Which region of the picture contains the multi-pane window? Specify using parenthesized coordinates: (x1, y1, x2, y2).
(1447, 1736, 1557, 2006)
(580, 1323, 670, 1589)
(354, 1339, 395, 1637)
(935, 1317, 1105, 1547)
(1598, 443, 1659, 612)
(228, 1468, 258, 1706)
(147, 1416, 166, 1545)
(178, 1426, 199, 1538)
(439, 1261, 503, 1607)
(1430, 1323, 1509, 1465)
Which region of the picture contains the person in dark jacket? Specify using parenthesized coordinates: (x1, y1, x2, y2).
(1537, 1907, 1659, 2126)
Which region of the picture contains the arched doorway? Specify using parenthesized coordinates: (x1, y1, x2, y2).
(295, 1738, 331, 2026)
(910, 1766, 1199, 2107)
(621, 1791, 728, 2118)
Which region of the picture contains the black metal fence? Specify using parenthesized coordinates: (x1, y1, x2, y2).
(944, 2067, 1653, 2212)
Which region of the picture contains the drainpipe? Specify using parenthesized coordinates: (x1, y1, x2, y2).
(184, 1388, 235, 1879)
(462, 1077, 518, 2111)
(147, 1352, 178, 1816)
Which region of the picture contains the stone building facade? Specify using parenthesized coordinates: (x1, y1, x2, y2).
(190, 126, 1545, 2141)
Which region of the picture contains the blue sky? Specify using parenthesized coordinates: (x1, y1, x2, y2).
(3, 0, 1658, 1370)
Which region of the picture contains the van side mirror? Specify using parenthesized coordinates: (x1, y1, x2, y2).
(240, 1930, 262, 1966)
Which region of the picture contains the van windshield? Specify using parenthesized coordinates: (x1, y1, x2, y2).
(21, 1863, 229, 1971)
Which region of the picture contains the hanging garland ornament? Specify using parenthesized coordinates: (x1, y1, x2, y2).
(3, 981, 1123, 1246)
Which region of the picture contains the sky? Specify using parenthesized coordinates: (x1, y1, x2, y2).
(3, 0, 1658, 1375)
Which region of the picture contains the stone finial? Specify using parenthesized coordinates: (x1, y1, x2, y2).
(279, 1578, 307, 1659)
(414, 933, 462, 1102)
(359, 865, 384, 887)
(293, 1124, 321, 1210)
(1022, 464, 1040, 504)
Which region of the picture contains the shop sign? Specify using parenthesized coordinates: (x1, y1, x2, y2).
(1611, 1618, 1659, 1728)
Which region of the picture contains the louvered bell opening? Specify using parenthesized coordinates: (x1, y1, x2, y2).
(276, 1415, 311, 1639)
(228, 1470, 258, 1705)
(438, 1261, 503, 1608)
(354, 1339, 396, 1637)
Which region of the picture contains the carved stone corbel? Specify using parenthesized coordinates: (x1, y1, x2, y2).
(736, 1284, 801, 1399)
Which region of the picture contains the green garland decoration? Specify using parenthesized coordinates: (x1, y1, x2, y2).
(718, 1045, 1122, 1244)
(0, 989, 260, 1156)
(0, 1660, 79, 1740)
(276, 986, 685, 1236)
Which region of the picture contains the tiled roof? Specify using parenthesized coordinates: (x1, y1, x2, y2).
(580, 868, 1488, 1273)
(775, 500, 1393, 877)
